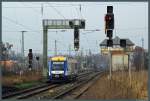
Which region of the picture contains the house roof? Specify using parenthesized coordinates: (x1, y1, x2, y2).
(100, 36, 134, 46)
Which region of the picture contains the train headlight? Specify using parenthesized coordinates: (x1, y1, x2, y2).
(49, 71, 51, 76)
(65, 71, 68, 75)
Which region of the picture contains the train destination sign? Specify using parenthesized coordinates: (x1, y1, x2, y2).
(53, 62, 64, 64)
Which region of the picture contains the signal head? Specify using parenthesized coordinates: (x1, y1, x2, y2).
(120, 39, 126, 48)
(107, 6, 113, 13)
(107, 39, 113, 47)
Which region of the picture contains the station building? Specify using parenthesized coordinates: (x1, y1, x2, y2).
(100, 36, 134, 71)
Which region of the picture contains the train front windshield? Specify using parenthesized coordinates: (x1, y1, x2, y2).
(52, 62, 64, 71)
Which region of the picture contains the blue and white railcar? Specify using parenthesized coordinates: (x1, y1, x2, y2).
(48, 56, 78, 82)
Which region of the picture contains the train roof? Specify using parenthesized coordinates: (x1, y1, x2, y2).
(51, 56, 67, 61)
(50, 56, 77, 62)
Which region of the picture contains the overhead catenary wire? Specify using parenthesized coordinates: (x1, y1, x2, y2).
(46, 2, 66, 19)
(3, 27, 145, 47)
(3, 3, 147, 8)
(2, 16, 41, 34)
(79, 4, 83, 19)
(3, 3, 69, 36)
(41, 3, 44, 17)
(3, 27, 148, 33)
(70, 3, 80, 19)
(3, 2, 148, 53)
(3, 16, 32, 31)
(2, 15, 42, 52)
(3, 3, 43, 37)
(23, 49, 99, 52)
(3, 5, 75, 8)
(41, 3, 67, 52)
(20, 2, 41, 15)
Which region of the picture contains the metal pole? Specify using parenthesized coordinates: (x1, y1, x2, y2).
(0, 35, 1, 53)
(110, 51, 112, 78)
(123, 54, 124, 70)
(0, 1, 1, 45)
(142, 37, 144, 49)
(21, 31, 26, 69)
(0, 2, 2, 98)
(108, 47, 112, 79)
(54, 40, 57, 56)
(122, 51, 124, 79)
(0, 34, 2, 61)
(86, 50, 88, 68)
(43, 26, 48, 77)
(21, 31, 26, 57)
(142, 38, 144, 70)
(128, 54, 131, 87)
(22, 32, 24, 57)
(69, 44, 71, 56)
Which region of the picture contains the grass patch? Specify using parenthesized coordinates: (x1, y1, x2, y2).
(2, 70, 43, 86)
(14, 81, 41, 89)
(79, 70, 148, 100)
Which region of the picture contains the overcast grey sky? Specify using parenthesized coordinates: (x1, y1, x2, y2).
(2, 2, 148, 56)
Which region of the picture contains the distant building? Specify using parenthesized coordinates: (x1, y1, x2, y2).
(100, 36, 134, 71)
(132, 46, 146, 70)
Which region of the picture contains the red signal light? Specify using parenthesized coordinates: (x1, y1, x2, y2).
(105, 14, 114, 30)
(105, 15, 108, 21)
(105, 15, 112, 21)
(28, 53, 33, 60)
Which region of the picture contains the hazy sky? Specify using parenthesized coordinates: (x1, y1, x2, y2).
(2, 2, 148, 56)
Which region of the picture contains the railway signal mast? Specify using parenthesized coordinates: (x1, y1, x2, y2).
(105, 6, 114, 47)
(28, 49, 33, 70)
(104, 6, 127, 80)
(74, 27, 79, 51)
(104, 6, 114, 80)
(105, 6, 126, 47)
(69, 20, 85, 51)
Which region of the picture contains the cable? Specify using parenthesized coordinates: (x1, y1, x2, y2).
(3, 29, 71, 33)
(47, 30, 68, 52)
(20, 3, 41, 15)
(81, 31, 96, 35)
(46, 2, 66, 19)
(79, 4, 83, 19)
(115, 27, 148, 31)
(81, 31, 101, 53)
(69, 3, 76, 18)
(41, 3, 44, 17)
(3, 16, 40, 34)
(70, 3, 80, 19)
(83, 34, 90, 50)
(3, 3, 146, 8)
(3, 16, 30, 30)
(3, 5, 75, 8)
(80, 29, 101, 35)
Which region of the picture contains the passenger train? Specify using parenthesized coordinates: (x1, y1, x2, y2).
(48, 56, 78, 82)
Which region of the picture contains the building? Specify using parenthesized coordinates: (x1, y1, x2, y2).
(100, 36, 134, 71)
(132, 46, 146, 70)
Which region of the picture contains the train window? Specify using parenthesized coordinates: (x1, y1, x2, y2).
(52, 64, 64, 71)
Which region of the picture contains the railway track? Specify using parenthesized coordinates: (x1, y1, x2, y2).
(17, 84, 59, 99)
(2, 71, 94, 99)
(2, 83, 48, 99)
(51, 71, 103, 99)
(62, 71, 105, 99)
(31, 71, 104, 99)
(2, 83, 59, 99)
(28, 71, 96, 99)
